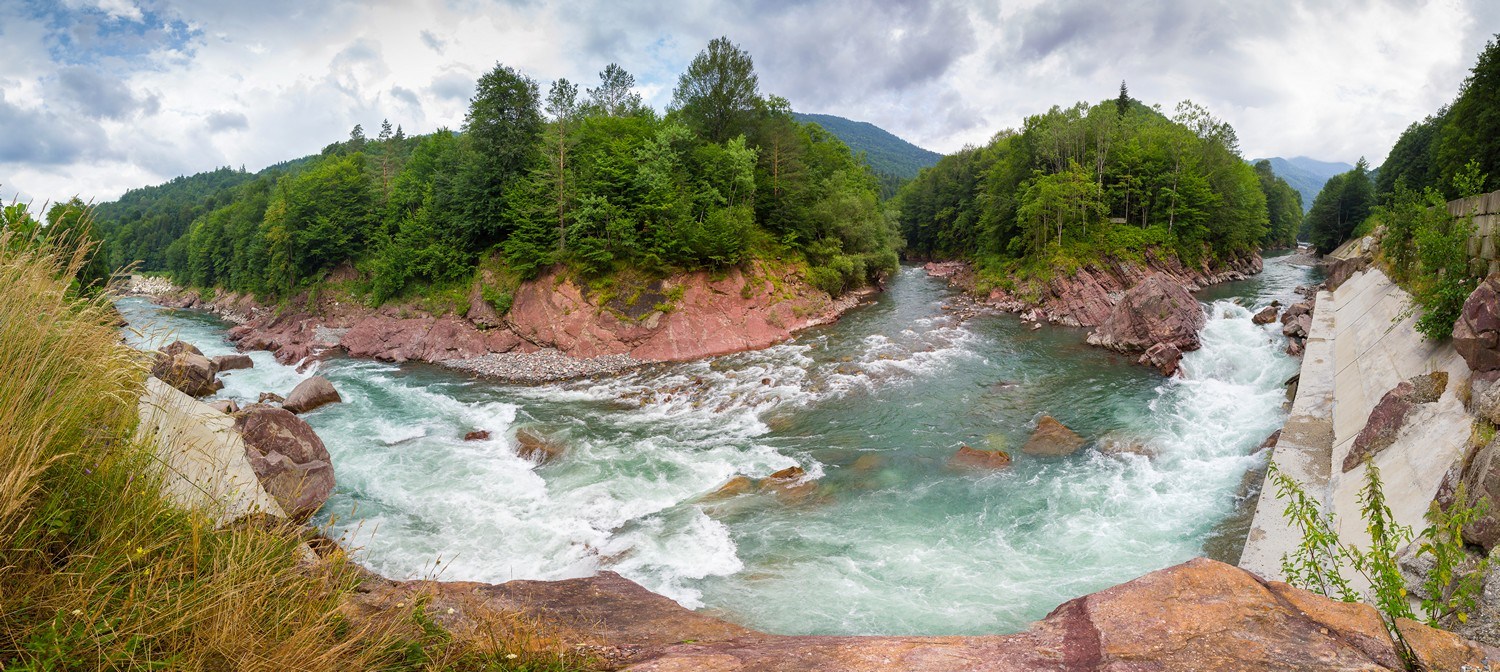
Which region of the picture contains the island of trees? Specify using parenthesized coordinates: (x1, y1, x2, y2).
(89, 37, 901, 308)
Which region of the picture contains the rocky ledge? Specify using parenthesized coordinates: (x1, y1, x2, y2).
(345, 556, 1499, 671)
(137, 262, 876, 383)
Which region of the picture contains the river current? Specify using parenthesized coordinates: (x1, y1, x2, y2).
(118, 254, 1312, 636)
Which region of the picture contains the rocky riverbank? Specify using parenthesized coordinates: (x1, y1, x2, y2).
(127, 262, 877, 383)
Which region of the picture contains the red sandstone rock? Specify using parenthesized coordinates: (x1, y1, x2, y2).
(1022, 416, 1087, 457)
(1342, 373, 1448, 472)
(151, 350, 220, 397)
(341, 557, 1486, 671)
(213, 353, 254, 371)
(1139, 342, 1183, 376)
(1326, 254, 1372, 292)
(1456, 275, 1500, 372)
(232, 404, 334, 520)
(282, 375, 342, 414)
(1088, 275, 1206, 353)
(515, 428, 565, 464)
(1252, 305, 1278, 325)
(463, 430, 490, 441)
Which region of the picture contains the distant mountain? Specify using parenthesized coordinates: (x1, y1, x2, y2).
(1250, 157, 1355, 213)
(793, 112, 942, 180)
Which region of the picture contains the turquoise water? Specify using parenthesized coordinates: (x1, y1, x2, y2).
(117, 254, 1311, 636)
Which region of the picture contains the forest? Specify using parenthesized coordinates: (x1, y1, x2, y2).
(893, 85, 1301, 282)
(91, 37, 901, 305)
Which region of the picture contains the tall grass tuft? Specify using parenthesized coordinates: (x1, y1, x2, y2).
(0, 230, 592, 669)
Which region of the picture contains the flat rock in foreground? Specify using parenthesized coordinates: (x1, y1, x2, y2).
(346, 557, 1497, 671)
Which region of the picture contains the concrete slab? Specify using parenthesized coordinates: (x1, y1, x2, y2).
(137, 376, 288, 524)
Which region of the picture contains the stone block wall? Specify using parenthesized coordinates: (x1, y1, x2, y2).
(1451, 190, 1500, 274)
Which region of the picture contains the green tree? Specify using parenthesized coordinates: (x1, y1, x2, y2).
(544, 78, 581, 253)
(672, 37, 763, 144)
(44, 198, 111, 294)
(587, 63, 646, 118)
(1436, 36, 1500, 198)
(461, 62, 544, 245)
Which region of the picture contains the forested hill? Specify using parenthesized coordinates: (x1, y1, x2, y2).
(792, 113, 941, 179)
(1248, 156, 1354, 213)
(894, 91, 1303, 285)
(91, 37, 902, 306)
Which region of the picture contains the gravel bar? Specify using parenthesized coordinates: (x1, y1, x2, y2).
(443, 348, 644, 384)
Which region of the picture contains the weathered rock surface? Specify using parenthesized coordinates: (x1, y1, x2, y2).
(1325, 254, 1372, 292)
(948, 445, 1013, 470)
(1456, 275, 1500, 372)
(1463, 436, 1500, 551)
(926, 252, 1258, 330)
(162, 340, 203, 357)
(281, 375, 342, 414)
(463, 430, 490, 442)
(1282, 313, 1313, 339)
(346, 556, 1497, 671)
(1087, 275, 1206, 353)
(1342, 373, 1448, 472)
(232, 404, 335, 521)
(341, 316, 507, 363)
(1139, 341, 1183, 376)
(151, 350, 221, 397)
(258, 392, 285, 405)
(208, 399, 240, 414)
(212, 353, 254, 371)
(1021, 416, 1087, 457)
(1252, 305, 1278, 325)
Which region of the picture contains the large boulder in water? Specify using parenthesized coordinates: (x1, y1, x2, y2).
(1252, 306, 1279, 325)
(1022, 416, 1087, 457)
(948, 445, 1013, 470)
(151, 350, 221, 397)
(213, 353, 254, 371)
(1455, 275, 1500, 372)
(232, 404, 335, 521)
(282, 375, 342, 414)
(1087, 275, 1206, 353)
(1139, 342, 1183, 377)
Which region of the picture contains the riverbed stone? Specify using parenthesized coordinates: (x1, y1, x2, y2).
(282, 375, 341, 414)
(1022, 416, 1087, 457)
(947, 445, 1013, 470)
(213, 353, 254, 371)
(1252, 305, 1279, 325)
(1456, 275, 1500, 372)
(1086, 275, 1206, 353)
(515, 427, 565, 464)
(152, 350, 221, 397)
(1139, 342, 1182, 376)
(231, 404, 334, 521)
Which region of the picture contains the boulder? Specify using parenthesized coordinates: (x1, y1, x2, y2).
(151, 351, 221, 397)
(1472, 371, 1500, 425)
(1325, 254, 1372, 292)
(1252, 305, 1278, 325)
(1455, 275, 1500, 372)
(282, 376, 342, 414)
(1086, 275, 1206, 353)
(1341, 373, 1448, 472)
(1282, 301, 1314, 322)
(703, 475, 756, 500)
(850, 454, 886, 472)
(258, 392, 285, 405)
(213, 353, 254, 371)
(231, 404, 335, 521)
(1282, 314, 1313, 339)
(1139, 342, 1183, 377)
(515, 427, 565, 464)
(463, 430, 490, 441)
(1462, 437, 1500, 551)
(947, 445, 1013, 470)
(1022, 416, 1087, 457)
(1285, 337, 1306, 357)
(161, 340, 203, 357)
(1396, 617, 1499, 672)
(209, 399, 240, 414)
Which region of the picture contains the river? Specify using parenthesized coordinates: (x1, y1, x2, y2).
(117, 253, 1313, 636)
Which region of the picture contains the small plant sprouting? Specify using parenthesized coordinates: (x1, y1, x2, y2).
(1419, 482, 1490, 626)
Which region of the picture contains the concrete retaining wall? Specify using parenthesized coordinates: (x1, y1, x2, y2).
(1241, 267, 1472, 593)
(1451, 189, 1500, 275)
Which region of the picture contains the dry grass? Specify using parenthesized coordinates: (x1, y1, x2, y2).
(0, 232, 594, 670)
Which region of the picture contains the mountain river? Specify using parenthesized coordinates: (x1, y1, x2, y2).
(118, 253, 1314, 636)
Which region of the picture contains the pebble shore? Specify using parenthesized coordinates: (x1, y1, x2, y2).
(444, 349, 644, 384)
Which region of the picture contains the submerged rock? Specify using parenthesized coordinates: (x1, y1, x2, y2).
(1087, 275, 1206, 353)
(515, 427, 565, 464)
(947, 445, 1012, 470)
(1139, 342, 1183, 377)
(463, 430, 490, 441)
(282, 375, 342, 414)
(1022, 416, 1087, 457)
(232, 404, 334, 521)
(1456, 275, 1500, 372)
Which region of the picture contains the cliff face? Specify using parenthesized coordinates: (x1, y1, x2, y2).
(924, 251, 1261, 328)
(142, 261, 872, 379)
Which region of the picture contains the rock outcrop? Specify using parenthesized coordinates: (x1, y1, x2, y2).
(1252, 305, 1278, 325)
(1456, 275, 1500, 372)
(343, 557, 1499, 671)
(282, 375, 342, 414)
(1139, 342, 1183, 376)
(232, 405, 335, 521)
(212, 353, 254, 371)
(1087, 275, 1206, 354)
(1463, 436, 1500, 551)
(1021, 416, 1087, 457)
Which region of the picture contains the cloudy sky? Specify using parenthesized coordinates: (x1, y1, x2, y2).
(3, 0, 1498, 206)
